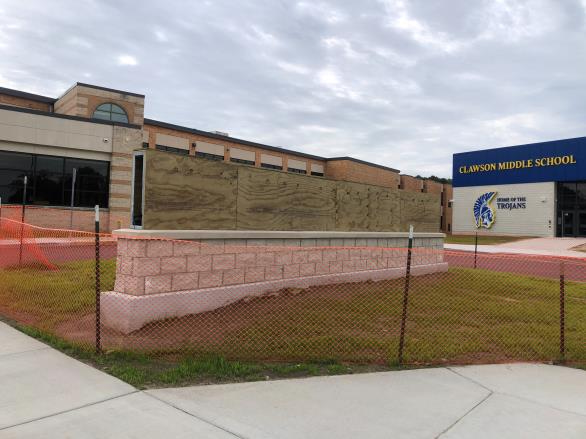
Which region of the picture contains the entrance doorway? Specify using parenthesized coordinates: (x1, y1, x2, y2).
(556, 182, 586, 237)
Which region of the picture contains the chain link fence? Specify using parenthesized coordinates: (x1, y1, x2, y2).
(0, 217, 584, 367)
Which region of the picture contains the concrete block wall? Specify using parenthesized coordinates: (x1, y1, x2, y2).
(103, 232, 446, 332)
(113, 234, 445, 297)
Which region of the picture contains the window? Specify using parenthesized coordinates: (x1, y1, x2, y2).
(0, 150, 109, 208)
(196, 151, 224, 161)
(288, 168, 306, 174)
(92, 103, 129, 123)
(311, 171, 324, 177)
(230, 157, 255, 166)
(142, 142, 149, 149)
(132, 154, 144, 227)
(156, 145, 188, 155)
(0, 151, 33, 204)
(261, 163, 282, 171)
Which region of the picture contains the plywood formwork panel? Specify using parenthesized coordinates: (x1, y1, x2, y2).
(141, 150, 440, 233)
(399, 191, 440, 232)
(236, 166, 337, 231)
(334, 182, 401, 231)
(143, 150, 237, 230)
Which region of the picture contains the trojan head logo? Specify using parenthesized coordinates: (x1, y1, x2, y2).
(473, 192, 497, 229)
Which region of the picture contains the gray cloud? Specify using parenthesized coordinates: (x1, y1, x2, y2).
(1, 0, 585, 177)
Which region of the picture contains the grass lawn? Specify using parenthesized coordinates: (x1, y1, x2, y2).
(0, 258, 584, 387)
(444, 234, 533, 245)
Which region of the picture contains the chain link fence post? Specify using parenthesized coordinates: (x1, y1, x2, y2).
(398, 224, 414, 365)
(474, 232, 478, 268)
(94, 205, 102, 354)
(18, 176, 28, 266)
(559, 261, 565, 363)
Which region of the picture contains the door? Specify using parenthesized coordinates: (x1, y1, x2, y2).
(579, 211, 586, 237)
(561, 211, 575, 237)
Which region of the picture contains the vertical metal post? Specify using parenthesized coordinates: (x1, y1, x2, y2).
(559, 261, 565, 362)
(18, 176, 28, 266)
(398, 224, 414, 365)
(69, 168, 77, 231)
(474, 232, 478, 268)
(94, 205, 102, 354)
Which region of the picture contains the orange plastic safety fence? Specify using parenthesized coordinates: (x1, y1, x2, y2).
(0, 220, 584, 367)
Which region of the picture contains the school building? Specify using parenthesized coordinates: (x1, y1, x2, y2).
(0, 82, 452, 232)
(452, 137, 586, 237)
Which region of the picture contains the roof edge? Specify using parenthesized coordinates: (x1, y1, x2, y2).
(0, 103, 142, 129)
(327, 156, 400, 173)
(0, 86, 56, 103)
(144, 118, 327, 161)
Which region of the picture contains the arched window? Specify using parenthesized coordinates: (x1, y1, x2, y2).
(92, 103, 129, 123)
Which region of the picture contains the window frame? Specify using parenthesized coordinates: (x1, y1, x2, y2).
(91, 102, 129, 123)
(0, 150, 110, 208)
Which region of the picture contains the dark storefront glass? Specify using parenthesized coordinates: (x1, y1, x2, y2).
(0, 150, 110, 208)
(556, 182, 586, 237)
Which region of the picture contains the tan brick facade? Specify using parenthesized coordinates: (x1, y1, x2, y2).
(441, 184, 453, 233)
(0, 81, 453, 233)
(0, 93, 51, 112)
(325, 159, 400, 189)
(144, 122, 326, 175)
(400, 175, 424, 192)
(54, 84, 144, 125)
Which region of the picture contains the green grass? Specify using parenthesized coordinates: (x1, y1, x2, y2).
(4, 324, 384, 388)
(444, 234, 533, 245)
(1, 258, 585, 387)
(0, 259, 115, 328)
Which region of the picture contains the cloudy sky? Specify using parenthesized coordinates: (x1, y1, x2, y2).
(1, 0, 585, 178)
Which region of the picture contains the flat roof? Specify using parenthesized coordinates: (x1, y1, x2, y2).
(0, 86, 56, 104)
(1, 82, 401, 173)
(144, 118, 327, 162)
(0, 103, 142, 129)
(328, 157, 399, 173)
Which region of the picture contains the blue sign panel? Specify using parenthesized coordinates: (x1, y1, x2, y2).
(452, 136, 586, 187)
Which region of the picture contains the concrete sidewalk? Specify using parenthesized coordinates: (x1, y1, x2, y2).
(446, 237, 586, 258)
(1, 322, 585, 438)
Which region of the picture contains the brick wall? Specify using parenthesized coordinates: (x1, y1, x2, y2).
(54, 84, 144, 125)
(423, 179, 443, 194)
(0, 205, 112, 232)
(441, 184, 453, 233)
(325, 160, 400, 189)
(400, 175, 424, 192)
(143, 123, 326, 176)
(0, 93, 51, 112)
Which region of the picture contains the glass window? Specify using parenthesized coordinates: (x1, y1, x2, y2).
(0, 151, 32, 203)
(577, 183, 586, 209)
(288, 167, 306, 174)
(195, 151, 223, 161)
(156, 145, 189, 155)
(261, 163, 282, 171)
(0, 151, 109, 208)
(230, 157, 255, 166)
(92, 103, 129, 123)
